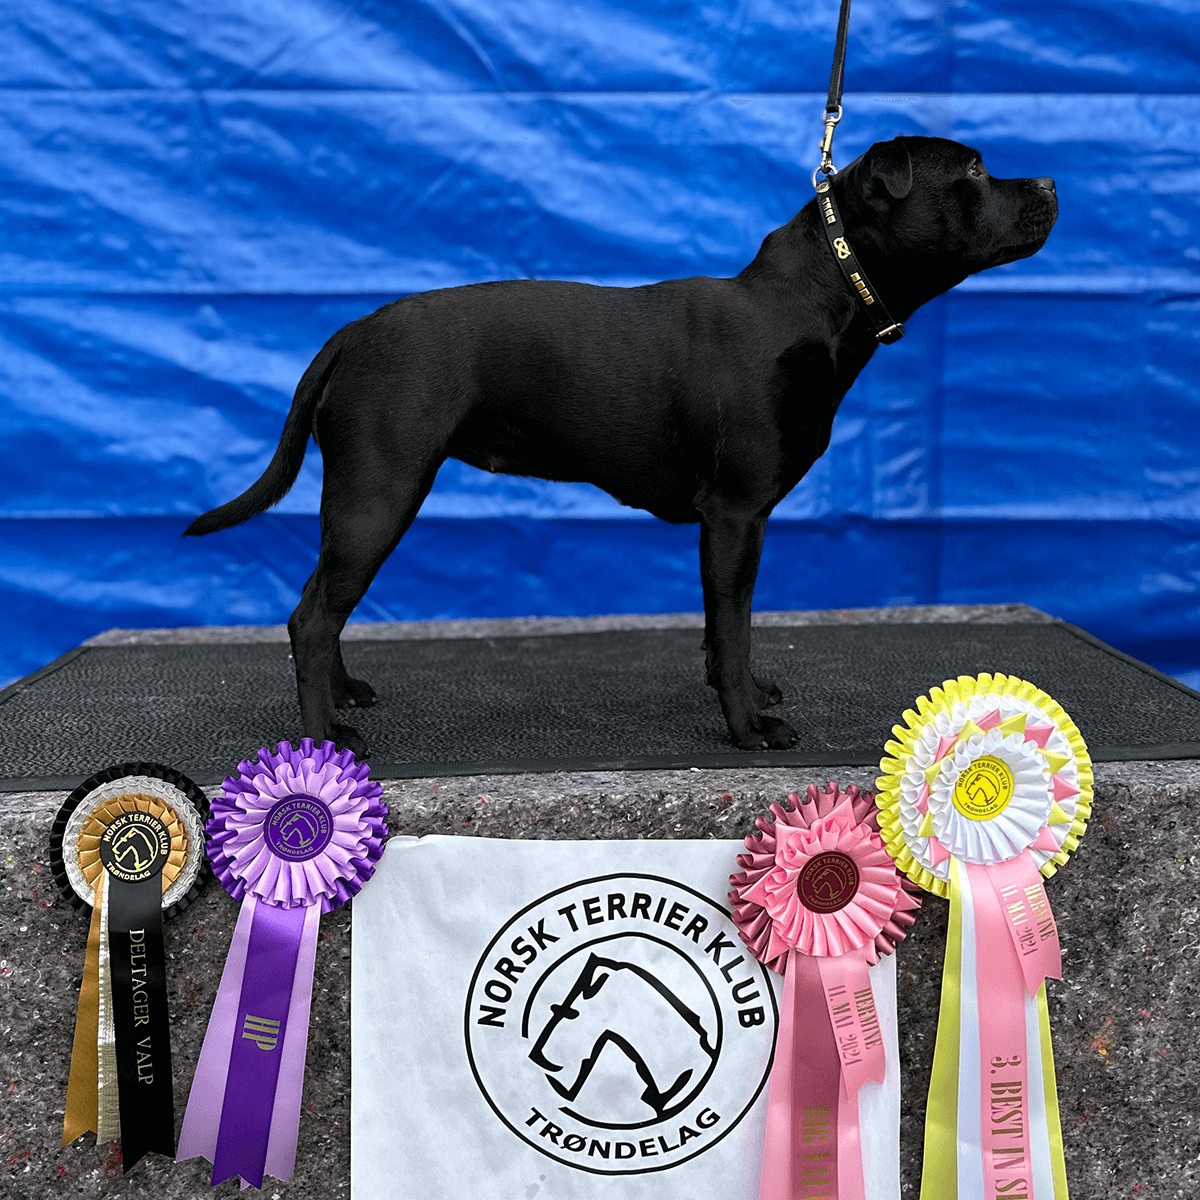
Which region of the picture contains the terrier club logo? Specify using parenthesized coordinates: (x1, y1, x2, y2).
(796, 851, 861, 914)
(109, 825, 160, 873)
(98, 812, 171, 883)
(264, 795, 334, 862)
(953, 755, 1015, 821)
(464, 874, 778, 1175)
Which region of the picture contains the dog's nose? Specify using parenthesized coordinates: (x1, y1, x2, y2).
(1035, 177, 1055, 192)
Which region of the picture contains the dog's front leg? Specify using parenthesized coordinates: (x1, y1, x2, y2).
(697, 506, 796, 750)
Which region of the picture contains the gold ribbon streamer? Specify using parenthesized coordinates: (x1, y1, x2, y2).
(62, 871, 104, 1145)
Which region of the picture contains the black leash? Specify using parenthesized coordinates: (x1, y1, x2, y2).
(813, 0, 905, 345)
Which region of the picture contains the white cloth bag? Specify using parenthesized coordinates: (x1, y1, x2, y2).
(351, 836, 899, 1200)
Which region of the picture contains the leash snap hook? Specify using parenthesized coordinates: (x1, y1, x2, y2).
(817, 105, 842, 181)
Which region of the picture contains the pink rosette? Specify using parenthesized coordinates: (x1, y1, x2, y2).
(729, 783, 921, 1200)
(207, 737, 387, 913)
(730, 782, 921, 971)
(179, 740, 387, 1191)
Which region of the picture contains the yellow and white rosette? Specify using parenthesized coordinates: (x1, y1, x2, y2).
(876, 674, 1093, 1200)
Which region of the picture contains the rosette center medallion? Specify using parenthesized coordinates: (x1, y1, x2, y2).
(795, 851, 860, 913)
(264, 795, 334, 862)
(951, 755, 1013, 821)
(98, 810, 173, 882)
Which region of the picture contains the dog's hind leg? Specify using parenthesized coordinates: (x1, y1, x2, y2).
(288, 462, 440, 757)
(697, 506, 797, 751)
(331, 644, 376, 710)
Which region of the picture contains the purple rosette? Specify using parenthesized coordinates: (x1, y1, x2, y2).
(178, 740, 387, 1191)
(207, 738, 386, 913)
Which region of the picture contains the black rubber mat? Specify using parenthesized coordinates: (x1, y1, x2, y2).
(1, 621, 1198, 790)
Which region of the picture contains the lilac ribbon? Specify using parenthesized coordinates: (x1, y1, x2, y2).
(178, 740, 385, 1190)
(212, 902, 306, 1187)
(177, 899, 321, 1186)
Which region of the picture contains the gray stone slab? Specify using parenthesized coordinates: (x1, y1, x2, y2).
(3, 758, 1197, 1199)
(3, 608, 1196, 1197)
(81, 603, 1055, 647)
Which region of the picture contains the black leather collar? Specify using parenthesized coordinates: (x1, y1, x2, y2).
(814, 177, 904, 345)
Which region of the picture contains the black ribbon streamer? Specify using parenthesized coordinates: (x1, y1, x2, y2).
(106, 874, 176, 1169)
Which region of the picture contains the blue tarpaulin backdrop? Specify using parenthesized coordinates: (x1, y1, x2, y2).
(2, 2, 1199, 687)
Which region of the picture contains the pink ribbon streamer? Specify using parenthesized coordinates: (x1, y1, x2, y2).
(982, 852, 1062, 998)
(836, 1077, 865, 1200)
(965, 860, 1057, 1199)
(758, 949, 879, 1200)
(815, 952, 886, 1099)
(760, 951, 847, 1200)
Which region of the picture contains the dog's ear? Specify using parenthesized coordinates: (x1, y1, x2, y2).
(864, 138, 913, 201)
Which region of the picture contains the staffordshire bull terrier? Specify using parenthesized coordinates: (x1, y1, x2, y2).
(185, 135, 1057, 756)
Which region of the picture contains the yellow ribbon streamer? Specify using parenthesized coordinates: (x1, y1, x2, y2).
(1038, 987, 1070, 1200)
(920, 856, 964, 1200)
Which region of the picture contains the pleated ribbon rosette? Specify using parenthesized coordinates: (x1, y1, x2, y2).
(50, 763, 210, 1172)
(875, 674, 1093, 1200)
(730, 783, 922, 1200)
(177, 739, 386, 1190)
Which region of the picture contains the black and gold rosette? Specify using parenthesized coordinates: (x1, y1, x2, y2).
(49, 763, 210, 1171)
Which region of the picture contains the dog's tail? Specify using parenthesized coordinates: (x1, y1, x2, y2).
(184, 340, 342, 537)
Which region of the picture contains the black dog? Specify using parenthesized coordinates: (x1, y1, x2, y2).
(186, 136, 1056, 756)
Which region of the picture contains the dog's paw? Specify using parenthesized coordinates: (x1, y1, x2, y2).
(333, 676, 377, 709)
(731, 713, 797, 751)
(752, 675, 783, 708)
(329, 722, 370, 759)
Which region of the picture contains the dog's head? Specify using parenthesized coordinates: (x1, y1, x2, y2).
(835, 135, 1058, 307)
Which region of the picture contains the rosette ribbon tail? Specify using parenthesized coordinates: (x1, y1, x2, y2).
(61, 864, 176, 1169)
(105, 864, 176, 1169)
(51, 767, 211, 1169)
(178, 895, 321, 1188)
(759, 949, 885, 1200)
(921, 856, 1069, 1200)
(733, 783, 916, 1200)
